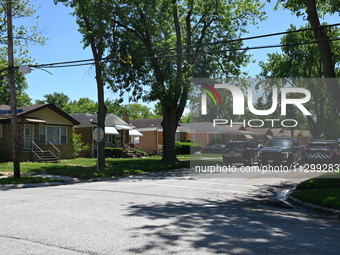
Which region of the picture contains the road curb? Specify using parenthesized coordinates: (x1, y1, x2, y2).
(288, 194, 340, 219)
(0, 182, 67, 189)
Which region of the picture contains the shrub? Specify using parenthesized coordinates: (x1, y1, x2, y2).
(132, 148, 149, 157)
(103, 147, 124, 158)
(175, 141, 203, 154)
(72, 128, 89, 158)
(175, 141, 182, 154)
(185, 138, 195, 143)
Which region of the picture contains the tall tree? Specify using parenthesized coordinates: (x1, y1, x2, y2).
(0, 0, 45, 106)
(259, 24, 340, 139)
(55, 0, 264, 163)
(276, 0, 340, 111)
(106, 102, 160, 120)
(66, 97, 98, 114)
(107, 0, 265, 162)
(35, 92, 70, 109)
(54, 0, 111, 168)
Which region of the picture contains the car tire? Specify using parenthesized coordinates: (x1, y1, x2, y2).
(224, 162, 231, 167)
(245, 157, 254, 166)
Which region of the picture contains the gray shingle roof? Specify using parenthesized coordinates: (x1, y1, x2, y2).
(70, 113, 98, 125)
(129, 118, 163, 129)
(180, 122, 240, 134)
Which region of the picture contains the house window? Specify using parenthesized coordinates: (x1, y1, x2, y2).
(40, 126, 67, 144)
(175, 132, 180, 141)
(212, 134, 220, 141)
(105, 134, 114, 143)
(130, 136, 140, 144)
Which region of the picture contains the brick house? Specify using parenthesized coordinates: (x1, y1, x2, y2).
(71, 113, 143, 157)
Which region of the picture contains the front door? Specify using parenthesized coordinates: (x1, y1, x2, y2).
(24, 124, 34, 150)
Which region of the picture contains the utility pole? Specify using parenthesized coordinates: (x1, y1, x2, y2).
(7, 0, 20, 178)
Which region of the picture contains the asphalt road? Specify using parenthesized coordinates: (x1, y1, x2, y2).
(0, 168, 339, 255)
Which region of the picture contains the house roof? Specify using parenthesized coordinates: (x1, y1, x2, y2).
(270, 128, 284, 136)
(246, 127, 271, 135)
(228, 124, 247, 131)
(129, 118, 163, 129)
(70, 113, 98, 125)
(0, 104, 80, 125)
(71, 113, 131, 128)
(180, 122, 240, 134)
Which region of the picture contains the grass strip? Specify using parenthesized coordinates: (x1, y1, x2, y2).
(0, 176, 64, 185)
(296, 172, 340, 190)
(292, 189, 340, 210)
(0, 157, 191, 179)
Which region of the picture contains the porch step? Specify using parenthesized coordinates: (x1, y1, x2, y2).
(33, 151, 59, 163)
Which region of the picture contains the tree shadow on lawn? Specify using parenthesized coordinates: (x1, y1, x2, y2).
(124, 182, 340, 255)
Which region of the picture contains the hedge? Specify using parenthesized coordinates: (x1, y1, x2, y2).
(175, 141, 203, 154)
(104, 147, 124, 158)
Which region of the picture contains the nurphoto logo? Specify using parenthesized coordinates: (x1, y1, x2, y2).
(192, 79, 312, 128)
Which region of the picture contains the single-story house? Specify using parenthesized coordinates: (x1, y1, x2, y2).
(245, 127, 274, 143)
(71, 113, 143, 157)
(129, 118, 193, 154)
(129, 119, 241, 154)
(129, 118, 165, 154)
(227, 125, 257, 141)
(0, 104, 80, 162)
(181, 122, 241, 147)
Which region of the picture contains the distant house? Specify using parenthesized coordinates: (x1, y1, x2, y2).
(246, 127, 274, 143)
(181, 122, 240, 146)
(276, 129, 313, 145)
(0, 104, 79, 162)
(129, 118, 164, 154)
(129, 119, 241, 154)
(71, 113, 143, 157)
(227, 125, 257, 141)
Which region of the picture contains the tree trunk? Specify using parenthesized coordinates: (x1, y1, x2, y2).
(7, 0, 20, 178)
(305, 0, 340, 111)
(162, 106, 179, 163)
(95, 69, 107, 169)
(82, 0, 106, 169)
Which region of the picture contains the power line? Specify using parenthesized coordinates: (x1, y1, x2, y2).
(1, 23, 339, 71)
(127, 22, 340, 58)
(132, 37, 340, 61)
(32, 36, 340, 69)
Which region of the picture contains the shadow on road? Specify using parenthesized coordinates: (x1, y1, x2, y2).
(124, 182, 340, 255)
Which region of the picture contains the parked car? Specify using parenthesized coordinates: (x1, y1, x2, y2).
(258, 138, 304, 167)
(223, 141, 259, 166)
(303, 140, 340, 165)
(201, 144, 226, 154)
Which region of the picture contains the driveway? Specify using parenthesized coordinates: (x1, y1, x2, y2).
(0, 169, 339, 254)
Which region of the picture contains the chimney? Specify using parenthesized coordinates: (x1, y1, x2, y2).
(122, 113, 130, 124)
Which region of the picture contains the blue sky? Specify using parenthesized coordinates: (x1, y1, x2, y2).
(21, 0, 338, 103)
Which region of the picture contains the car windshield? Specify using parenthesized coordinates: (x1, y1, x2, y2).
(225, 143, 244, 149)
(308, 143, 336, 150)
(265, 139, 293, 149)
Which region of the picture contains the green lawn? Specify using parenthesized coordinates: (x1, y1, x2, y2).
(0, 156, 191, 180)
(292, 189, 340, 210)
(292, 172, 340, 210)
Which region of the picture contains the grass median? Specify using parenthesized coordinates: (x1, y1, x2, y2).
(0, 176, 65, 185)
(292, 171, 340, 210)
(0, 156, 191, 182)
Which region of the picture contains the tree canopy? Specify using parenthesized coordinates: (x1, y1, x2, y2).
(0, 0, 46, 106)
(259, 24, 340, 138)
